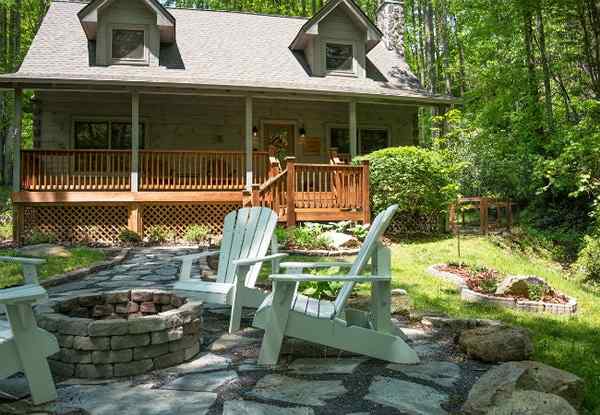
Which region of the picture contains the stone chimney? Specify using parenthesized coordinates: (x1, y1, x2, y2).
(376, 0, 405, 55)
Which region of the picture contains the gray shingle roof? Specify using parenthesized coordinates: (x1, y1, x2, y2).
(1, 1, 454, 104)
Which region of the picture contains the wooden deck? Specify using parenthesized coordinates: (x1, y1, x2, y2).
(14, 150, 370, 244)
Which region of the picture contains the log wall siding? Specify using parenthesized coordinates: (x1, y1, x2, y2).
(35, 92, 417, 164)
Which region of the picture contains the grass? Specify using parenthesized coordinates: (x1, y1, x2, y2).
(261, 234, 600, 413)
(0, 247, 106, 289)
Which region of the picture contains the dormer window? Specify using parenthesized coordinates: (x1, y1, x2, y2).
(325, 42, 355, 74)
(111, 27, 148, 65)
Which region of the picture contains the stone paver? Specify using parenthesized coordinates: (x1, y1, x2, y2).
(249, 375, 347, 406)
(0, 247, 488, 415)
(288, 357, 365, 374)
(163, 370, 239, 392)
(223, 400, 315, 415)
(387, 361, 461, 388)
(366, 376, 448, 415)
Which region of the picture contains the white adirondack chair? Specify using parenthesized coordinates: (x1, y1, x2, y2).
(174, 207, 287, 333)
(253, 205, 420, 365)
(0, 257, 59, 405)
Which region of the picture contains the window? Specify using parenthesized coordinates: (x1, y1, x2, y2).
(112, 29, 145, 62)
(74, 121, 145, 149)
(329, 126, 390, 155)
(326, 43, 354, 73)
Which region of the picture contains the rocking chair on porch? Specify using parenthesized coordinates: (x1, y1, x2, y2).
(174, 207, 287, 333)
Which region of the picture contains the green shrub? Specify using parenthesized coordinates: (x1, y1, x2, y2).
(349, 224, 370, 241)
(478, 273, 499, 294)
(527, 283, 547, 301)
(26, 230, 57, 245)
(287, 225, 331, 250)
(575, 235, 600, 284)
(118, 229, 141, 244)
(147, 225, 175, 244)
(184, 224, 211, 245)
(356, 146, 461, 217)
(275, 225, 288, 247)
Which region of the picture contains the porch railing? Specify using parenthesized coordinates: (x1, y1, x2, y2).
(21, 149, 132, 191)
(139, 150, 269, 191)
(20, 149, 269, 192)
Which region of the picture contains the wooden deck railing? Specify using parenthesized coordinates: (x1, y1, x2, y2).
(257, 169, 288, 219)
(20, 150, 269, 192)
(139, 150, 269, 191)
(21, 149, 132, 191)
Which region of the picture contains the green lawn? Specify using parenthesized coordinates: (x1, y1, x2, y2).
(0, 247, 106, 289)
(262, 234, 599, 413)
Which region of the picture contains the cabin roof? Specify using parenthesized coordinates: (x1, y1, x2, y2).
(0, 1, 455, 104)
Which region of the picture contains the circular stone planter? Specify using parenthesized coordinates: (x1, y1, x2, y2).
(35, 290, 203, 379)
(282, 247, 361, 257)
(426, 265, 578, 316)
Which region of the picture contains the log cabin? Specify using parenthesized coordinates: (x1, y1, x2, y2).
(0, 0, 454, 244)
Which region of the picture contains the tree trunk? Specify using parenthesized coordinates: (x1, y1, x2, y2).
(523, 6, 538, 103)
(425, 1, 436, 93)
(0, 5, 5, 186)
(535, 4, 554, 132)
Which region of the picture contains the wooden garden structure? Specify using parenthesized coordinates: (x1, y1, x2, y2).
(448, 197, 513, 235)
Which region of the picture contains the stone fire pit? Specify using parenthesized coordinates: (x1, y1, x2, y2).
(35, 290, 202, 379)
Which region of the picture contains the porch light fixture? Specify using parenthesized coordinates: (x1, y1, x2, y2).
(252, 126, 258, 137)
(299, 126, 306, 137)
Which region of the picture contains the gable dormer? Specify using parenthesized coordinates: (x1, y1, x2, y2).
(290, 0, 382, 78)
(78, 0, 176, 67)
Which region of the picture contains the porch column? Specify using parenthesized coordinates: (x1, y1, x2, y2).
(349, 100, 358, 158)
(12, 88, 22, 192)
(131, 91, 140, 192)
(245, 96, 253, 191)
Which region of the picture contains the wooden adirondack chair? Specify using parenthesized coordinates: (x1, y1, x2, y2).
(0, 257, 59, 405)
(174, 207, 287, 333)
(253, 205, 420, 365)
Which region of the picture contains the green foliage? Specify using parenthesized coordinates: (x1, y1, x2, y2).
(575, 235, 600, 285)
(184, 224, 211, 245)
(25, 230, 57, 245)
(527, 283, 547, 302)
(275, 225, 288, 247)
(357, 146, 462, 216)
(118, 229, 141, 244)
(348, 224, 369, 241)
(146, 225, 175, 244)
(285, 224, 332, 250)
(478, 274, 498, 295)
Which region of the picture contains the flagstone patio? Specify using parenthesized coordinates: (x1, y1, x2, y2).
(0, 247, 493, 414)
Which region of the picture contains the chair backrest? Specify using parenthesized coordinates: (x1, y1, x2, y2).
(333, 204, 399, 317)
(216, 207, 279, 287)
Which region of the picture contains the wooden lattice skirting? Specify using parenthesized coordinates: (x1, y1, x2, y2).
(387, 212, 446, 236)
(19, 203, 242, 244)
(142, 203, 241, 240)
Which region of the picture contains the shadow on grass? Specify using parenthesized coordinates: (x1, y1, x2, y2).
(389, 233, 454, 245)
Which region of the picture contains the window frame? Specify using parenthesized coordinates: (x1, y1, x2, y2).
(323, 39, 358, 77)
(327, 124, 391, 155)
(109, 24, 149, 66)
(72, 117, 148, 150)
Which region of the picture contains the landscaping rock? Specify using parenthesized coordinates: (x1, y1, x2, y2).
(462, 361, 585, 414)
(321, 231, 355, 248)
(113, 359, 154, 377)
(208, 333, 259, 352)
(92, 350, 133, 364)
(17, 244, 70, 258)
(495, 276, 551, 298)
(75, 364, 113, 379)
(458, 325, 533, 362)
(487, 390, 578, 415)
(88, 319, 128, 337)
(166, 353, 232, 374)
(163, 370, 239, 392)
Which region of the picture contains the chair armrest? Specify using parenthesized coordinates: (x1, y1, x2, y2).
(0, 284, 48, 305)
(233, 253, 288, 267)
(280, 261, 353, 270)
(269, 274, 391, 283)
(175, 251, 219, 262)
(0, 256, 46, 265)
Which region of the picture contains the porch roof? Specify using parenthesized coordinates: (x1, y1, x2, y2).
(0, 1, 457, 106)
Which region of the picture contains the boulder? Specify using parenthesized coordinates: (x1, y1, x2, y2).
(458, 325, 533, 362)
(17, 243, 71, 258)
(321, 231, 356, 249)
(462, 361, 584, 414)
(495, 276, 551, 298)
(486, 391, 578, 415)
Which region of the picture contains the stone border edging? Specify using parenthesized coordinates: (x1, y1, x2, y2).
(281, 248, 361, 257)
(40, 248, 130, 289)
(426, 264, 578, 316)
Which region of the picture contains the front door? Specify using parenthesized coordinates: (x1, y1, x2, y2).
(263, 123, 295, 162)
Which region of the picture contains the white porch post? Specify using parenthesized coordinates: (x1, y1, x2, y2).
(12, 88, 22, 192)
(131, 91, 140, 192)
(245, 96, 253, 191)
(349, 100, 358, 158)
